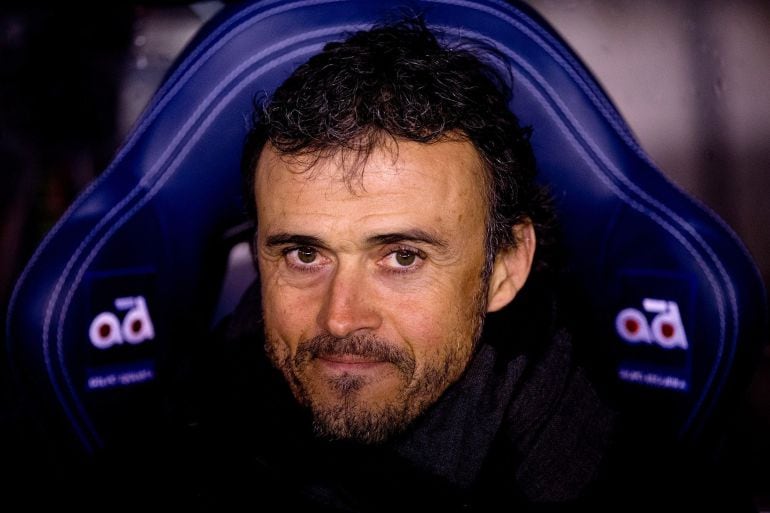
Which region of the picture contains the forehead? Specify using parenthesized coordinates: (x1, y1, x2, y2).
(254, 139, 488, 235)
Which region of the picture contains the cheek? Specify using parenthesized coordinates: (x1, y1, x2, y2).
(260, 271, 320, 351)
(383, 276, 481, 357)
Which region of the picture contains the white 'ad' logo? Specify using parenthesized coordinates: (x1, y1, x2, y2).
(615, 298, 688, 350)
(89, 296, 155, 349)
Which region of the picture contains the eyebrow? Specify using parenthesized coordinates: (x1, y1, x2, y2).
(366, 229, 449, 250)
(264, 233, 327, 249)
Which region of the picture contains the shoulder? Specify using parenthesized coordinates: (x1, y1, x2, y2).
(490, 325, 754, 513)
(497, 328, 615, 505)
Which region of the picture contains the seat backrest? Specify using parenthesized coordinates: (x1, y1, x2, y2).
(6, 0, 767, 458)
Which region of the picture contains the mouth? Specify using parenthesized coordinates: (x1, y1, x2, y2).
(315, 353, 388, 372)
(293, 333, 416, 379)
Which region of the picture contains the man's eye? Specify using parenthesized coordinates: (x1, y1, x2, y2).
(382, 248, 424, 271)
(296, 247, 317, 263)
(395, 250, 416, 266)
(285, 246, 319, 267)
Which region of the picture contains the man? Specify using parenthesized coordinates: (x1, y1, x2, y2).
(194, 18, 615, 511)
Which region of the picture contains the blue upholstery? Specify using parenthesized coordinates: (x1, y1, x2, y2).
(6, 0, 767, 457)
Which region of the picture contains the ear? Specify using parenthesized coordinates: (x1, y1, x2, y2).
(486, 222, 536, 312)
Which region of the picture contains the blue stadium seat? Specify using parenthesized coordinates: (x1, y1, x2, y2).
(6, 0, 767, 466)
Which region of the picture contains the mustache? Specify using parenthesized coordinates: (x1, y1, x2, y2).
(295, 333, 416, 377)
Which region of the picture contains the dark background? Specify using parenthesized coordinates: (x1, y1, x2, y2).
(1, 0, 768, 508)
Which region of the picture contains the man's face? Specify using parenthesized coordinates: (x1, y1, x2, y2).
(254, 139, 493, 443)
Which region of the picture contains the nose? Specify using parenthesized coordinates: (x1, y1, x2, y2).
(318, 263, 382, 337)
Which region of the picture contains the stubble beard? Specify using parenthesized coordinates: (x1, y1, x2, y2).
(263, 282, 488, 444)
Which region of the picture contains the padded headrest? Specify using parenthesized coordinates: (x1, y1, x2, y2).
(7, 0, 767, 456)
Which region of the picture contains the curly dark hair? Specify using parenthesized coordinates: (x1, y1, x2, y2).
(242, 18, 554, 276)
